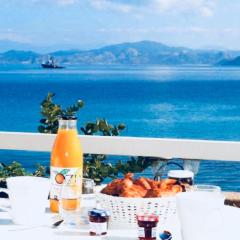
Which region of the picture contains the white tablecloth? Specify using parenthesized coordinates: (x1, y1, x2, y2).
(0, 198, 240, 240)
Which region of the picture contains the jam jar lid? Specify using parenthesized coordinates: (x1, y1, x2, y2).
(168, 170, 194, 179)
(137, 213, 159, 222)
(88, 208, 110, 217)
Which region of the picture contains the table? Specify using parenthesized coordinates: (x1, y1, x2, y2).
(0, 198, 240, 240)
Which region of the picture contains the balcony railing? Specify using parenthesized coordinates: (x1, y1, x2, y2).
(0, 131, 240, 162)
(1, 131, 240, 206)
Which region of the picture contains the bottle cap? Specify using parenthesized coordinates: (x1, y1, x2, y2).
(60, 115, 77, 120)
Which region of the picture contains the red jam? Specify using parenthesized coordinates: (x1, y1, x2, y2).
(137, 214, 159, 240)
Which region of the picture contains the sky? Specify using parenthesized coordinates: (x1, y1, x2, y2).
(0, 0, 240, 51)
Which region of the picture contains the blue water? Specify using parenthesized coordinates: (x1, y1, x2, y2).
(1, 65, 240, 191)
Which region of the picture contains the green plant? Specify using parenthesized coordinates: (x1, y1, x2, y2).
(115, 156, 153, 174)
(32, 164, 49, 177)
(0, 162, 26, 178)
(38, 93, 154, 184)
(38, 92, 84, 134)
(0, 162, 48, 179)
(81, 119, 126, 136)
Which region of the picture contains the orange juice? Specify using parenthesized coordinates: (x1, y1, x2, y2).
(62, 198, 80, 211)
(50, 117, 83, 213)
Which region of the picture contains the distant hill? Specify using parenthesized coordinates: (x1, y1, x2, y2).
(50, 49, 83, 57)
(0, 40, 240, 66)
(50, 41, 230, 65)
(218, 56, 240, 66)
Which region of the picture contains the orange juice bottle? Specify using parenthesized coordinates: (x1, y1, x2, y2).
(50, 116, 83, 213)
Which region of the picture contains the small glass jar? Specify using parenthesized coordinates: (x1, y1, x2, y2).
(137, 214, 159, 240)
(88, 208, 110, 236)
(168, 170, 194, 186)
(80, 179, 96, 225)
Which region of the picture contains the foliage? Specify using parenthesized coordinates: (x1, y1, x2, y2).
(32, 164, 49, 177)
(37, 93, 156, 184)
(0, 162, 26, 178)
(115, 157, 153, 174)
(38, 92, 84, 134)
(0, 162, 48, 179)
(81, 119, 125, 136)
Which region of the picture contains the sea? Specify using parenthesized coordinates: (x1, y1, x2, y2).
(1, 64, 240, 191)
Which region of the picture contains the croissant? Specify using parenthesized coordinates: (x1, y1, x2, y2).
(145, 188, 162, 198)
(101, 179, 122, 196)
(120, 187, 143, 198)
(134, 177, 151, 190)
(101, 173, 186, 198)
(122, 178, 133, 190)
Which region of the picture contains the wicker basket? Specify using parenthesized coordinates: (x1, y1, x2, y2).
(97, 193, 176, 228)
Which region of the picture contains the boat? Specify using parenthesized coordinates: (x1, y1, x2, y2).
(41, 57, 64, 69)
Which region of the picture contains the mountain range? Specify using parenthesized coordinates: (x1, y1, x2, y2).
(218, 56, 240, 66)
(0, 40, 240, 66)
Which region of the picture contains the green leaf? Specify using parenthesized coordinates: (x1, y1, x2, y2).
(118, 123, 126, 130)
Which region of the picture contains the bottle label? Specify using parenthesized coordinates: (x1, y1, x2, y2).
(138, 227, 157, 238)
(89, 222, 107, 235)
(50, 167, 82, 200)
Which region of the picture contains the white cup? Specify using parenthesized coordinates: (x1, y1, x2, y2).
(176, 191, 225, 240)
(0, 176, 50, 226)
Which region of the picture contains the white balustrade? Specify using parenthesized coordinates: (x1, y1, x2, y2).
(0, 131, 240, 161)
